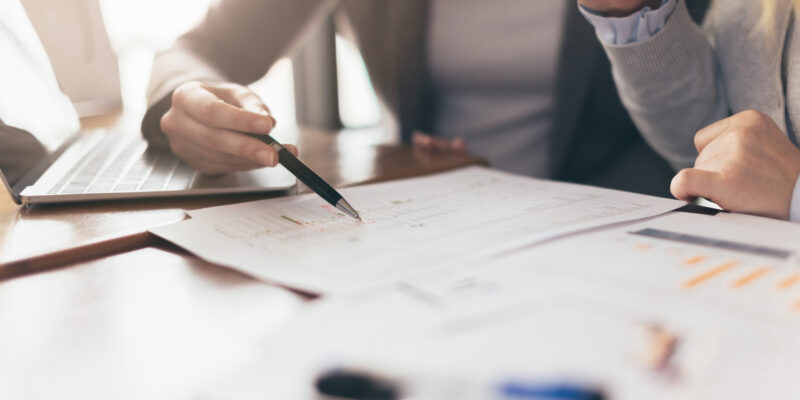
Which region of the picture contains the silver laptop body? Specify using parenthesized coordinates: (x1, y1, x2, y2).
(1, 127, 296, 205)
(0, 3, 295, 206)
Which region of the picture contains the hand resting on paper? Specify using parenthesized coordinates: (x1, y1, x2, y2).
(670, 110, 800, 220)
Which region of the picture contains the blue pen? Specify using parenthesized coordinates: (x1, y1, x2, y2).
(498, 382, 605, 400)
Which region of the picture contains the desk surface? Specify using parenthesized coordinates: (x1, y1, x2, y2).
(0, 122, 484, 398)
(0, 126, 484, 279)
(0, 245, 307, 399)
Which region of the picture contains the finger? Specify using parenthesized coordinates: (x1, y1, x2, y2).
(414, 131, 440, 151)
(170, 136, 263, 170)
(694, 116, 732, 153)
(427, 137, 465, 153)
(670, 168, 725, 202)
(413, 131, 462, 153)
(186, 159, 250, 175)
(170, 109, 279, 166)
(413, 132, 438, 151)
(451, 137, 467, 154)
(413, 131, 430, 148)
(693, 134, 727, 167)
(178, 147, 261, 174)
(430, 137, 456, 152)
(206, 84, 276, 128)
(176, 85, 274, 134)
(186, 158, 257, 175)
(282, 143, 299, 157)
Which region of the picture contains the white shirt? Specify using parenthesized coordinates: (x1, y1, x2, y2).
(427, 0, 567, 177)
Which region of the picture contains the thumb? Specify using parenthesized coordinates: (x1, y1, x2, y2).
(670, 168, 725, 202)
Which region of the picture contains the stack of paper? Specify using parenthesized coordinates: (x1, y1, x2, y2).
(150, 166, 800, 398)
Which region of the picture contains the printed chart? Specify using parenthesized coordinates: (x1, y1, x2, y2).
(154, 167, 681, 294)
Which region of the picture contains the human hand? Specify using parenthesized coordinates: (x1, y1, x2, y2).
(412, 131, 467, 154)
(671, 110, 800, 220)
(577, 0, 662, 17)
(160, 81, 298, 174)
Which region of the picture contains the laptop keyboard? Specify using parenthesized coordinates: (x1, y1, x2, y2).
(50, 133, 197, 195)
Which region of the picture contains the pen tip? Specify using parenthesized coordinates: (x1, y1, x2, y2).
(335, 200, 361, 221)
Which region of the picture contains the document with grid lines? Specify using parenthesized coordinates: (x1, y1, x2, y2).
(151, 167, 683, 294)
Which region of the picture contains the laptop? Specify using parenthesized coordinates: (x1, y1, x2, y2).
(0, 125, 297, 205)
(0, 3, 295, 205)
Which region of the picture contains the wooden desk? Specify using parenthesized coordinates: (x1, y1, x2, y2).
(0, 245, 307, 399)
(0, 124, 484, 398)
(0, 126, 484, 280)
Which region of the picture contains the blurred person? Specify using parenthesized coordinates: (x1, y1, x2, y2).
(142, 0, 708, 196)
(580, 0, 800, 221)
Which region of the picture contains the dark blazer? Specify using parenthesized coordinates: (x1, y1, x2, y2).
(143, 0, 709, 197)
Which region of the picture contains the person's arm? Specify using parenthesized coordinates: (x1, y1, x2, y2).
(578, 0, 728, 171)
(141, 0, 336, 173)
(581, 1, 800, 222)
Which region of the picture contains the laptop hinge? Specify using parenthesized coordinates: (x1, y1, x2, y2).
(0, 171, 22, 204)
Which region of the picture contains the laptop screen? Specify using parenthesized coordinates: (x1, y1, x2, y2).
(0, 1, 80, 187)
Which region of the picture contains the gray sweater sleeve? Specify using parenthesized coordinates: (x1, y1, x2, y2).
(599, 0, 728, 170)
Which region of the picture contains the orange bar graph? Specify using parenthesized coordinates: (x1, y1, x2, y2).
(777, 274, 800, 290)
(684, 261, 737, 288)
(683, 255, 707, 266)
(732, 267, 771, 288)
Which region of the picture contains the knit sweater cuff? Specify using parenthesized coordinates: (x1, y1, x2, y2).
(601, 0, 706, 85)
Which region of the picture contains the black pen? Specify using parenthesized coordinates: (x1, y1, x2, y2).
(240, 131, 361, 221)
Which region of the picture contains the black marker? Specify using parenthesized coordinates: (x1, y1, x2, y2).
(315, 369, 399, 400)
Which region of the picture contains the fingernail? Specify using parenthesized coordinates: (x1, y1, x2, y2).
(255, 149, 274, 165)
(257, 111, 277, 130)
(252, 119, 270, 133)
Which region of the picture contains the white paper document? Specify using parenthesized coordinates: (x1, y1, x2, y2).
(203, 285, 800, 400)
(151, 167, 682, 294)
(201, 212, 800, 399)
(406, 211, 800, 326)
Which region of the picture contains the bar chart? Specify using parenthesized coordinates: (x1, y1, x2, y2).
(620, 224, 800, 317)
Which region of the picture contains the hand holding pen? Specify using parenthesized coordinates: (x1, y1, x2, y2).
(159, 81, 298, 174)
(159, 81, 360, 220)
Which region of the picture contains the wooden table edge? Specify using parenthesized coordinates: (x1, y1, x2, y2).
(0, 231, 157, 282)
(0, 155, 487, 283)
